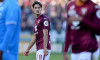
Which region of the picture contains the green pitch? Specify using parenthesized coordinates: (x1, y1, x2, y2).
(19, 53, 100, 60)
(19, 53, 63, 60)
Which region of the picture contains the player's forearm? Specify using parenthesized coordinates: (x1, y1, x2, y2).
(43, 30, 48, 49)
(64, 37, 70, 53)
(64, 25, 71, 53)
(27, 34, 36, 51)
(43, 34, 48, 49)
(81, 18, 100, 33)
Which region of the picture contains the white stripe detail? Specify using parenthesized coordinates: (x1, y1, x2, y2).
(6, 22, 17, 25)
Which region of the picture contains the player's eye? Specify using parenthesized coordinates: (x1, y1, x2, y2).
(34, 7, 37, 9)
(38, 7, 40, 9)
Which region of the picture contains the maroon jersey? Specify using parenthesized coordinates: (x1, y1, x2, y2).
(64, 1, 100, 53)
(33, 14, 51, 51)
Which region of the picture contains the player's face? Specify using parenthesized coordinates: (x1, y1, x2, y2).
(79, 0, 90, 3)
(33, 4, 42, 15)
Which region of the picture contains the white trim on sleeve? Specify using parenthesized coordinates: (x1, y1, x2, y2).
(6, 21, 17, 25)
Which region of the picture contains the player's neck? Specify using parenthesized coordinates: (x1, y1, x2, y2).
(0, 0, 4, 2)
(76, 0, 85, 6)
(36, 14, 41, 18)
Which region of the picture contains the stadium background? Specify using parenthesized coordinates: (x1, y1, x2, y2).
(18, 0, 100, 60)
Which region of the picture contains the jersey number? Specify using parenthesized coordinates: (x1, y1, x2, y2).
(35, 25, 37, 32)
(36, 54, 42, 60)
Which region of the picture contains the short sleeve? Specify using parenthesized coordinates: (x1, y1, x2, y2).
(6, 5, 18, 25)
(95, 8, 100, 20)
(92, 5, 100, 27)
(81, 5, 100, 35)
(42, 18, 50, 29)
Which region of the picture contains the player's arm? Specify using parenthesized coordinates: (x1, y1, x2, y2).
(68, 8, 100, 34)
(43, 29, 48, 56)
(0, 23, 16, 60)
(24, 33, 36, 56)
(63, 4, 71, 60)
(26, 33, 36, 51)
(64, 25, 71, 52)
(81, 9, 100, 34)
(0, 6, 20, 51)
(63, 24, 71, 60)
(0, 24, 16, 51)
(42, 17, 50, 56)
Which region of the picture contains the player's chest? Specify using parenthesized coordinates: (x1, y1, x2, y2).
(68, 5, 92, 17)
(34, 19, 42, 30)
(68, 5, 93, 30)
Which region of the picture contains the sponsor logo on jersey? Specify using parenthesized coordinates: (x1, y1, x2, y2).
(68, 9, 76, 16)
(44, 21, 48, 26)
(72, 21, 80, 26)
(71, 21, 80, 30)
(68, 5, 76, 16)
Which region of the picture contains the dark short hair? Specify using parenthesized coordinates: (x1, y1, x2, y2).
(32, 1, 42, 8)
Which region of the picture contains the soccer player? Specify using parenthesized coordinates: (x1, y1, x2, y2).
(63, 0, 100, 60)
(24, 1, 51, 60)
(0, 0, 21, 60)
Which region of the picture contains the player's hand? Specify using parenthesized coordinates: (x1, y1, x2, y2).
(24, 50, 29, 56)
(68, 16, 83, 24)
(63, 52, 68, 60)
(44, 48, 48, 56)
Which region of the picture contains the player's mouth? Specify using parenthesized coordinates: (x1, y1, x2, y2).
(36, 10, 39, 13)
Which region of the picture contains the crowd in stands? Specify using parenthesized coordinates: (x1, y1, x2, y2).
(19, 0, 100, 43)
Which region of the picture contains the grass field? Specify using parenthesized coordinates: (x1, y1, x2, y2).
(19, 53, 63, 60)
(19, 53, 100, 60)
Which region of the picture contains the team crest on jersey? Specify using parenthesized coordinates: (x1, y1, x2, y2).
(81, 8, 87, 15)
(44, 21, 48, 26)
(96, 10, 100, 19)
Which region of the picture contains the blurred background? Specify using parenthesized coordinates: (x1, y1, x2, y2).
(18, 0, 100, 60)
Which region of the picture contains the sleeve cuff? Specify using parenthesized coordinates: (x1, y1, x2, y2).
(6, 21, 17, 25)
